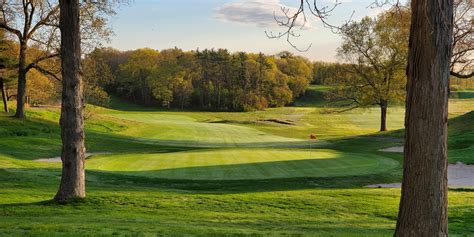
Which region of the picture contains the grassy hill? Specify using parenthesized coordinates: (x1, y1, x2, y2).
(0, 91, 472, 236)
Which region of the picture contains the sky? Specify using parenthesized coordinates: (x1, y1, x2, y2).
(107, 0, 388, 62)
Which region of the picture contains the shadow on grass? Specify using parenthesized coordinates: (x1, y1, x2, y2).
(0, 165, 402, 194)
(0, 113, 204, 160)
(87, 152, 399, 180)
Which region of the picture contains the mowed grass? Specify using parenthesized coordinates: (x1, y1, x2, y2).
(112, 113, 306, 147)
(0, 87, 473, 236)
(87, 149, 399, 180)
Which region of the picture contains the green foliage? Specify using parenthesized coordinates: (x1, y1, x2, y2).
(276, 52, 313, 99)
(0, 30, 16, 82)
(86, 48, 312, 111)
(82, 50, 114, 107)
(331, 8, 410, 109)
(312, 61, 351, 85)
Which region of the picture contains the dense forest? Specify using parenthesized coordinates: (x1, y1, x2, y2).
(84, 48, 313, 111)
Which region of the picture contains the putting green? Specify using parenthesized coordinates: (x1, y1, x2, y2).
(109, 112, 320, 148)
(87, 149, 399, 180)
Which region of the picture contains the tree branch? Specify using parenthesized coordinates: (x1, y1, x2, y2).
(0, 21, 22, 39)
(27, 4, 60, 39)
(32, 65, 61, 81)
(450, 70, 474, 79)
(25, 53, 60, 72)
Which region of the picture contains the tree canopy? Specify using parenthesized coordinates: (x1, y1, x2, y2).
(85, 48, 313, 111)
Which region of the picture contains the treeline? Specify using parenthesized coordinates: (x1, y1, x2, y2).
(85, 48, 313, 111)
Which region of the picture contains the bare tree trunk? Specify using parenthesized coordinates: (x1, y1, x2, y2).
(395, 0, 453, 235)
(14, 42, 27, 119)
(380, 100, 387, 132)
(1, 78, 8, 113)
(54, 0, 86, 202)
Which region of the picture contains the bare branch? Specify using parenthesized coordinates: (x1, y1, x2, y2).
(266, 0, 343, 51)
(25, 52, 60, 71)
(450, 70, 474, 78)
(31, 64, 61, 81)
(27, 4, 60, 39)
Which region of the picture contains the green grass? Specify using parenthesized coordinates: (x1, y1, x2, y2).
(86, 149, 399, 180)
(0, 88, 473, 236)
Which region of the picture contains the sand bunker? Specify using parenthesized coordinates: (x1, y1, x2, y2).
(35, 152, 110, 163)
(379, 146, 404, 153)
(370, 146, 474, 189)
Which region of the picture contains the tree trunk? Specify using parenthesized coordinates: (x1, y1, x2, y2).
(54, 0, 86, 202)
(1, 78, 8, 113)
(380, 100, 387, 132)
(395, 0, 453, 235)
(14, 42, 27, 119)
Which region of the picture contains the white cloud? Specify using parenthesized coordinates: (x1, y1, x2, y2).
(214, 0, 312, 28)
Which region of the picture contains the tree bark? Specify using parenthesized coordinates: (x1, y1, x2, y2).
(54, 0, 86, 202)
(380, 100, 387, 132)
(395, 0, 453, 236)
(1, 78, 8, 113)
(14, 42, 27, 119)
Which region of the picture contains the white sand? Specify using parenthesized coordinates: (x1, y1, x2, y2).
(369, 147, 474, 189)
(379, 146, 404, 153)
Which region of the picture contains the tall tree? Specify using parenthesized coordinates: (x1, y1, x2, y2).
(54, 0, 86, 202)
(0, 0, 115, 118)
(272, 1, 455, 235)
(395, 0, 454, 235)
(333, 9, 409, 131)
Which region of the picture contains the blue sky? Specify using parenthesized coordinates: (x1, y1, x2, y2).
(107, 0, 387, 62)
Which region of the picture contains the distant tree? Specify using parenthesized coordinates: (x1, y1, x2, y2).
(54, 0, 86, 202)
(332, 8, 410, 131)
(173, 52, 197, 109)
(82, 52, 113, 107)
(275, 52, 313, 99)
(117, 48, 159, 105)
(94, 47, 312, 111)
(312, 62, 352, 85)
(148, 59, 180, 107)
(0, 0, 117, 118)
(146, 49, 196, 108)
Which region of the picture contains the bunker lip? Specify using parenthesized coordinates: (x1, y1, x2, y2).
(35, 152, 111, 163)
(258, 119, 296, 125)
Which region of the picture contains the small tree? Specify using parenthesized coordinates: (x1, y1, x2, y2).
(330, 8, 409, 131)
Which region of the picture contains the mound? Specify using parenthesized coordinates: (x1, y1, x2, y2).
(449, 111, 474, 164)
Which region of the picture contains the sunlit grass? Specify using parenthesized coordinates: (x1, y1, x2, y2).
(0, 87, 472, 235)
